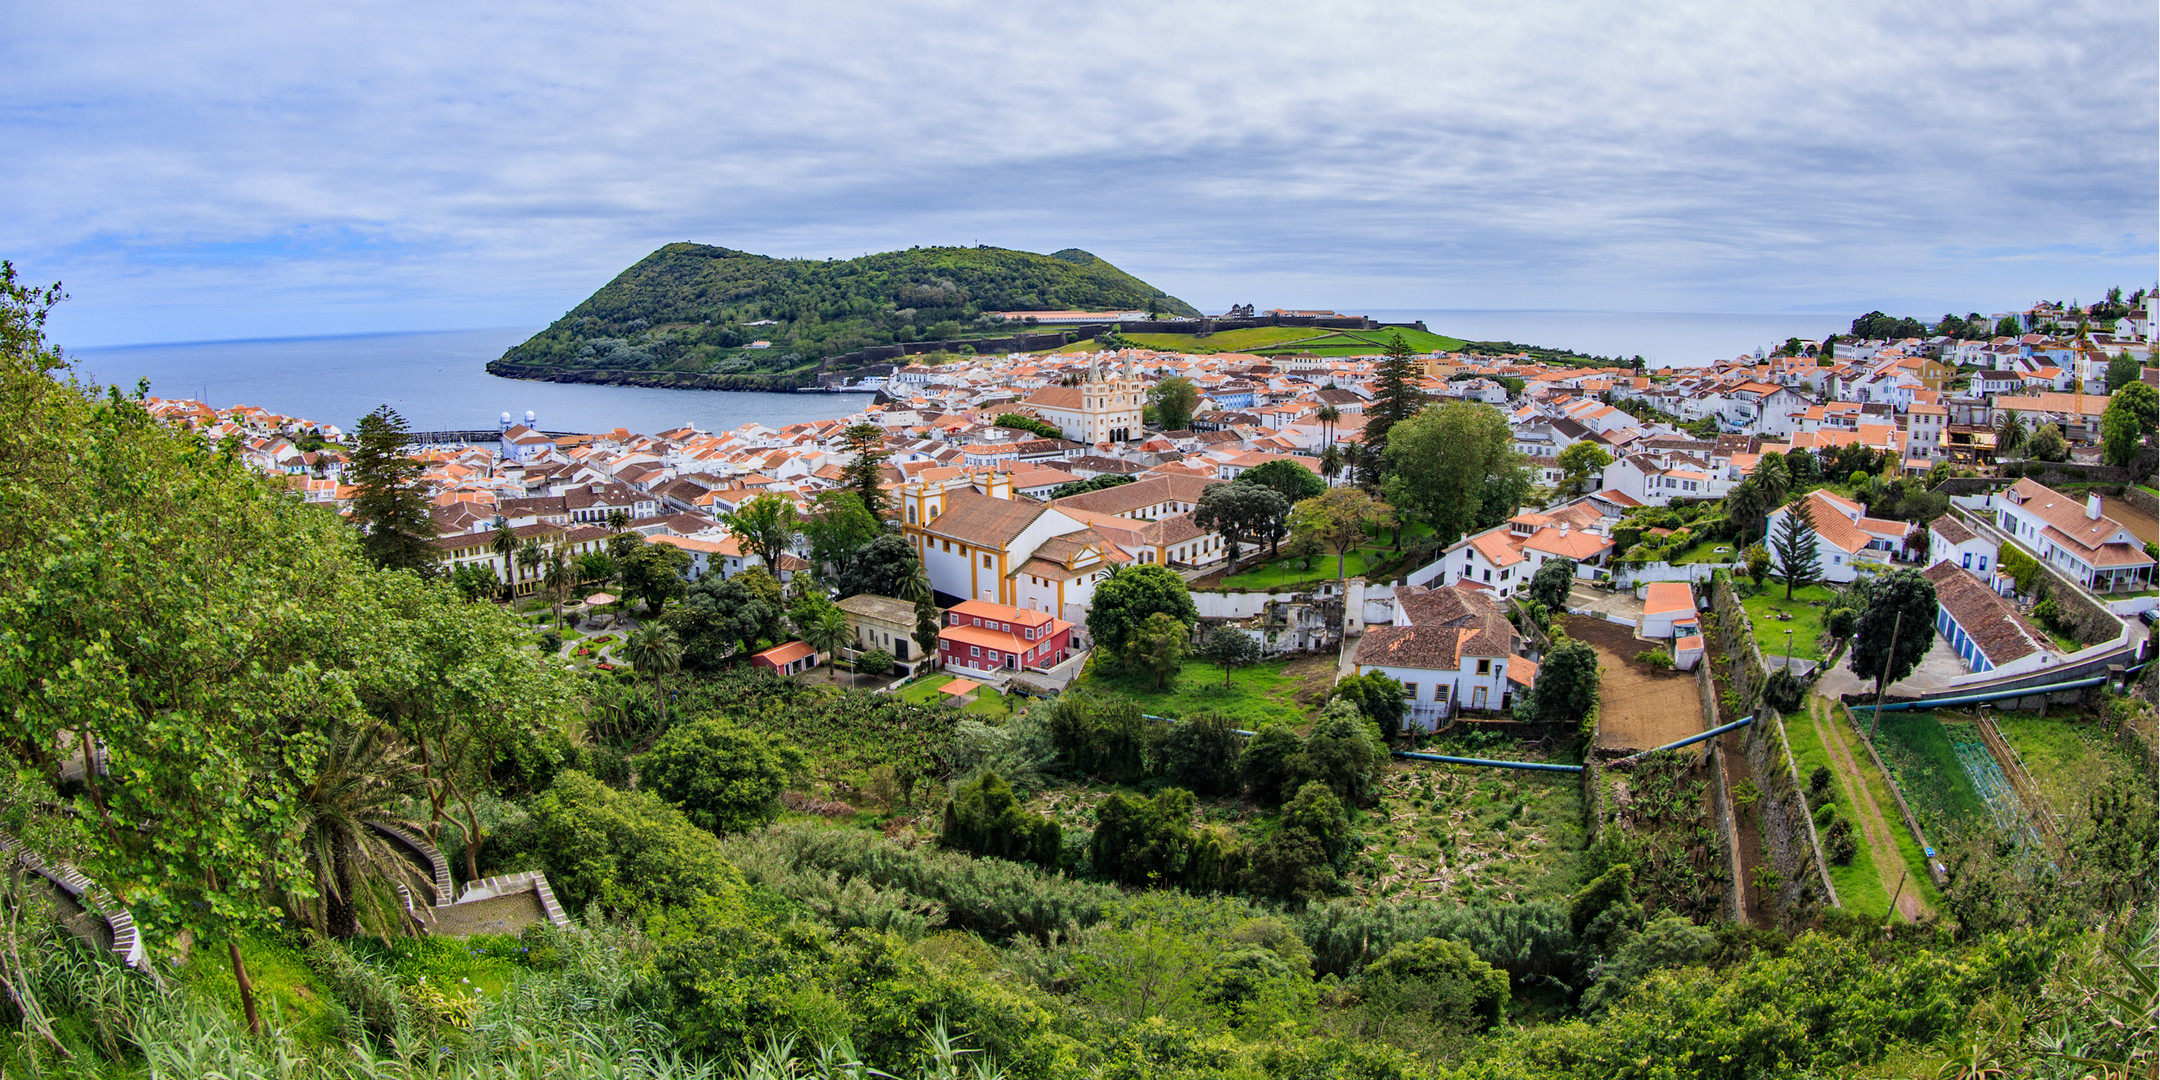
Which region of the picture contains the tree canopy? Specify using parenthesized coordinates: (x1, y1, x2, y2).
(1383, 401, 1529, 546)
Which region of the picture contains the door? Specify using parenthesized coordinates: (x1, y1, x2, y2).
(1472, 686, 1488, 710)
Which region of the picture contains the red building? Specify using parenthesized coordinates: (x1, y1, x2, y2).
(938, 600, 1074, 675)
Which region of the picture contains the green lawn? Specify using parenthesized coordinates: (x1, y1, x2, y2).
(1740, 584, 1837, 661)
(895, 674, 1011, 718)
(1829, 705, 1944, 913)
(1779, 712, 1889, 916)
(1079, 656, 1331, 729)
(1868, 712, 1985, 832)
(1217, 523, 1434, 591)
(181, 933, 342, 1045)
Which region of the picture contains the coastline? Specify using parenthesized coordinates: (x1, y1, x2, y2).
(483, 359, 817, 393)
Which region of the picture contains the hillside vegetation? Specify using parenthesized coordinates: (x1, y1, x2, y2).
(495, 244, 1197, 377)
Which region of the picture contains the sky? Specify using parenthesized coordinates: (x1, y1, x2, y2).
(5, 0, 2155, 347)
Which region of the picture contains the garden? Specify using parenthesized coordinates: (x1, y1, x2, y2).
(1212, 521, 1436, 592)
(1866, 711, 1986, 833)
(1364, 732, 1587, 903)
(1076, 653, 1338, 729)
(1740, 584, 1838, 662)
(1778, 704, 1942, 919)
(1993, 710, 2150, 819)
(895, 673, 1013, 719)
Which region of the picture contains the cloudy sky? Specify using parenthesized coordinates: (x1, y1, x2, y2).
(6, 0, 2154, 346)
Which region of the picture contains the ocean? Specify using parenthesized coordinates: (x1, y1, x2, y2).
(68, 327, 876, 435)
(65, 310, 1855, 435)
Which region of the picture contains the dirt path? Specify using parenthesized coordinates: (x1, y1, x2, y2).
(1806, 696, 1926, 921)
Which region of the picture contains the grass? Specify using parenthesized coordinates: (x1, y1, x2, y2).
(1992, 711, 2140, 819)
(1739, 584, 1837, 661)
(1776, 708, 1951, 917)
(179, 933, 342, 1046)
(1078, 655, 1333, 729)
(1040, 324, 1470, 356)
(1670, 539, 1742, 565)
(1868, 712, 1986, 832)
(1828, 705, 1944, 912)
(1215, 523, 1434, 591)
(895, 674, 1011, 718)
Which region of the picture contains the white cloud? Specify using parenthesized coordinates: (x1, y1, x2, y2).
(3, 0, 2152, 344)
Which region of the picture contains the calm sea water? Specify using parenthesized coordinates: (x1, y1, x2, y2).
(68, 327, 875, 434)
(66, 309, 1856, 434)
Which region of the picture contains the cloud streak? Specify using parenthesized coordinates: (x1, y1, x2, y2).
(3, 0, 2153, 344)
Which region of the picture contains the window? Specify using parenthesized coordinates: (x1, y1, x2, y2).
(1482, 569, 1491, 581)
(1476, 659, 1491, 675)
(984, 554, 994, 568)
(1401, 682, 1418, 698)
(1436, 685, 1451, 704)
(987, 650, 999, 662)
(970, 646, 980, 657)
(1961, 553, 1971, 569)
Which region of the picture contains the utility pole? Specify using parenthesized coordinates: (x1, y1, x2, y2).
(1868, 612, 1903, 739)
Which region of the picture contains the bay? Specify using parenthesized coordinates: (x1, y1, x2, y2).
(68, 327, 876, 434)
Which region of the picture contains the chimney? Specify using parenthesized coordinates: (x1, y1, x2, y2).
(2086, 494, 2102, 520)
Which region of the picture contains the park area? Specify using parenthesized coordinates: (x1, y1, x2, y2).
(1561, 615, 1705, 753)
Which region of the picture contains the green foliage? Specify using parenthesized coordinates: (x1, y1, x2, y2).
(516, 770, 747, 916)
(1327, 671, 1410, 740)
(1047, 473, 1136, 499)
(993, 413, 1063, 441)
(1193, 480, 1291, 573)
(1246, 781, 1355, 904)
(721, 492, 801, 573)
(1535, 637, 1600, 726)
(1161, 712, 1245, 796)
(1044, 692, 1158, 783)
(1195, 626, 1262, 687)
(1568, 862, 1635, 942)
(1382, 400, 1530, 545)
(1356, 936, 1511, 1033)
(941, 772, 1061, 868)
(1238, 721, 1305, 805)
(1822, 816, 1857, 865)
(667, 570, 785, 667)
(1090, 788, 1239, 891)
(856, 648, 895, 677)
(348, 405, 439, 573)
(1846, 568, 1938, 693)
(1555, 440, 1612, 496)
(1632, 647, 1673, 670)
(1239, 458, 1327, 505)
(1085, 564, 1196, 660)
(1527, 557, 1576, 612)
(801, 489, 883, 580)
(2103, 381, 2157, 466)
(1771, 495, 1822, 598)
(1285, 700, 1390, 806)
(1148, 375, 1201, 432)
(1575, 913, 1714, 1017)
(618, 538, 692, 613)
(639, 717, 808, 835)
(497, 243, 1197, 373)
(1127, 610, 1191, 689)
(1287, 486, 1395, 581)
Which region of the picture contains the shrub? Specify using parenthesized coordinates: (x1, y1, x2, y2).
(856, 648, 895, 677)
(1239, 720, 1305, 805)
(520, 770, 746, 916)
(1285, 700, 1391, 806)
(1329, 671, 1411, 740)
(1822, 817, 1857, 866)
(638, 717, 808, 836)
(941, 772, 1061, 868)
(1356, 936, 1511, 1032)
(1634, 648, 1673, 670)
(1162, 711, 1245, 796)
(1807, 764, 1835, 806)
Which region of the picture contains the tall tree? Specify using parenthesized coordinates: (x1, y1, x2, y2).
(1771, 496, 1822, 599)
(1086, 564, 1197, 662)
(1149, 376, 1200, 432)
(721, 492, 800, 574)
(2102, 381, 2157, 467)
(1318, 442, 1345, 484)
(1751, 452, 1791, 507)
(1193, 481, 1290, 574)
(542, 541, 576, 629)
(620, 622, 683, 725)
(791, 593, 853, 683)
(1555, 441, 1612, 497)
(489, 517, 520, 599)
(1723, 478, 1769, 542)
(1533, 636, 1600, 724)
(1314, 403, 1341, 449)
(801, 489, 883, 579)
(1382, 401, 1528, 546)
(1847, 569, 1937, 696)
(617, 538, 690, 614)
(1527, 557, 1577, 611)
(1240, 458, 1326, 507)
(1287, 487, 1395, 581)
(836, 422, 891, 518)
(2105, 352, 2142, 393)
(1365, 332, 1425, 457)
(348, 405, 438, 573)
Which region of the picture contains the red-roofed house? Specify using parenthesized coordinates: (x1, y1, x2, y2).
(937, 600, 1075, 678)
(750, 640, 821, 676)
(1763, 489, 1917, 584)
(1989, 478, 2155, 592)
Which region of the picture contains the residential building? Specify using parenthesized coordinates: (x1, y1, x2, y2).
(1988, 479, 2155, 593)
(937, 600, 1075, 677)
(1351, 584, 1529, 729)
(1763, 489, 1916, 585)
(835, 593, 925, 668)
(1926, 515, 1997, 579)
(1923, 562, 2060, 676)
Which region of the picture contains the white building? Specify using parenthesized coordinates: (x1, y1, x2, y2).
(1352, 585, 1531, 729)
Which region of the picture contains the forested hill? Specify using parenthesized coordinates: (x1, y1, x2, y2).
(492, 243, 1199, 381)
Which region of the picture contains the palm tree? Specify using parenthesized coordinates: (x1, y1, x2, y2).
(517, 538, 545, 600)
(1315, 404, 1341, 450)
(802, 605, 852, 684)
(292, 720, 431, 938)
(542, 542, 575, 629)
(1752, 452, 1791, 508)
(620, 623, 682, 725)
(1319, 443, 1344, 485)
(1995, 409, 2026, 458)
(489, 518, 519, 600)
(605, 508, 631, 533)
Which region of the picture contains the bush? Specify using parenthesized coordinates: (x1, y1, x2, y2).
(1822, 817, 1857, 866)
(941, 772, 1061, 868)
(1239, 720, 1304, 805)
(1091, 787, 1240, 891)
(1807, 764, 1835, 805)
(1162, 711, 1245, 796)
(1329, 672, 1411, 740)
(1634, 648, 1673, 670)
(856, 648, 895, 677)
(520, 770, 747, 916)
(1285, 700, 1390, 806)
(637, 717, 808, 836)
(1356, 936, 1511, 1032)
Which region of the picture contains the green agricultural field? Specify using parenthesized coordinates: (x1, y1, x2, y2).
(1992, 711, 2144, 818)
(1741, 584, 1836, 661)
(1869, 712, 1986, 832)
(1259, 328, 1469, 354)
(1780, 705, 1945, 918)
(1366, 738, 1588, 904)
(1078, 654, 1337, 729)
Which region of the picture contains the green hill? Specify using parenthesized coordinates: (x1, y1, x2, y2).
(493, 243, 1198, 381)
